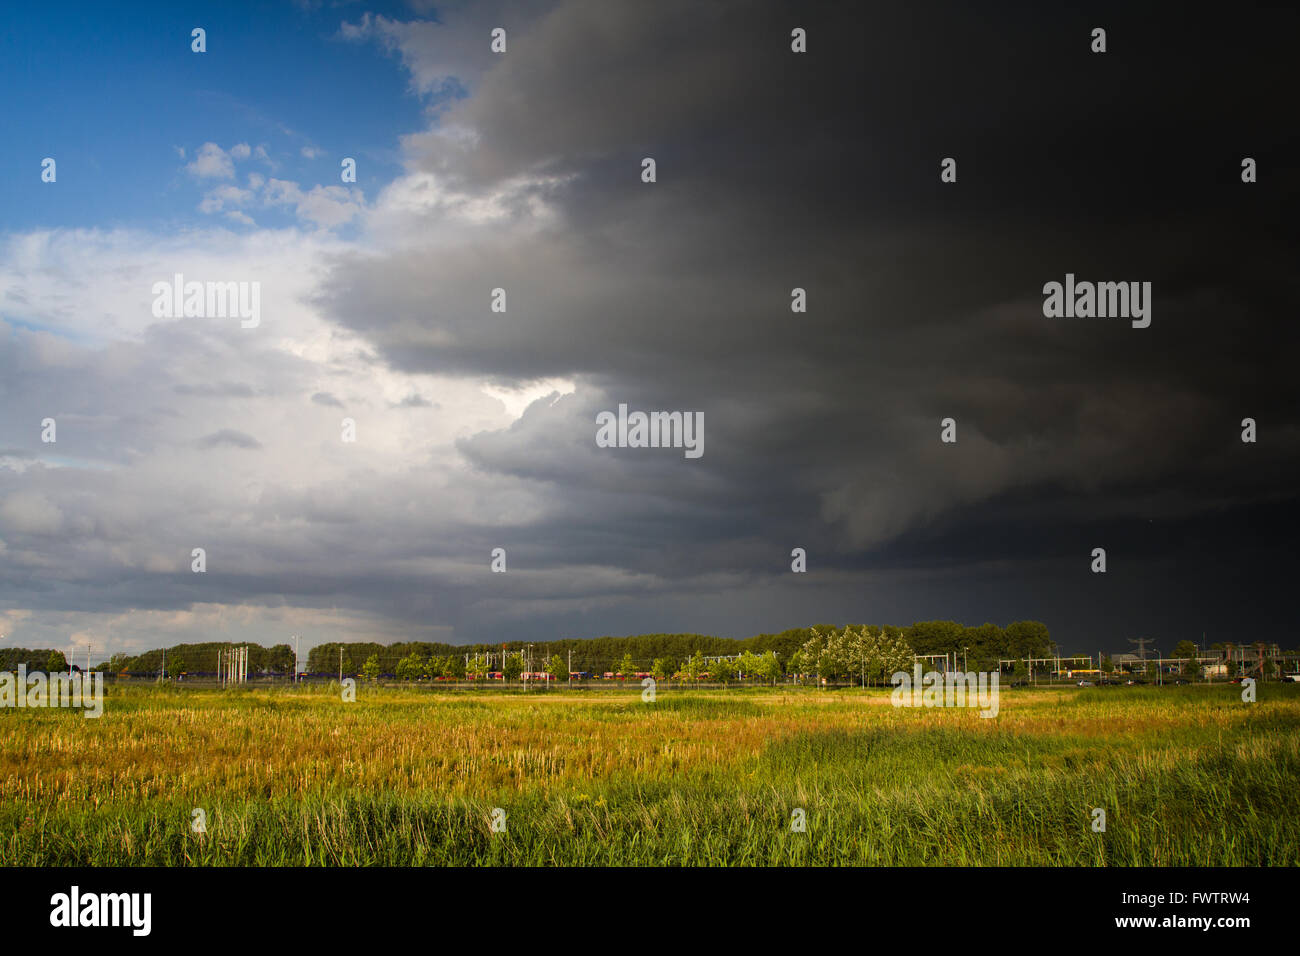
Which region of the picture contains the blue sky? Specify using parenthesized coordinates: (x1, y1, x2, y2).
(0, 1, 438, 232)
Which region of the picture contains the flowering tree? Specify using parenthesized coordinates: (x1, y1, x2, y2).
(804, 625, 914, 686)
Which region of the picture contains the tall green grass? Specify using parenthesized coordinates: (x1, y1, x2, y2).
(2, 684, 1296, 865)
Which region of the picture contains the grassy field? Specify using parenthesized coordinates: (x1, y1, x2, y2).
(2, 682, 1297, 866)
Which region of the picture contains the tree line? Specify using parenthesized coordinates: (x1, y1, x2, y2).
(0, 642, 294, 676)
(1, 620, 1054, 679)
(309, 620, 1055, 681)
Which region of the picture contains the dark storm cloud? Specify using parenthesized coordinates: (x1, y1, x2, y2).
(312, 0, 1299, 649)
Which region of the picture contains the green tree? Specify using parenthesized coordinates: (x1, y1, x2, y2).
(903, 620, 964, 657)
(1004, 620, 1052, 659)
(619, 653, 636, 680)
(361, 654, 382, 682)
(878, 629, 915, 684)
(651, 657, 672, 683)
(502, 652, 525, 682)
(443, 655, 466, 680)
(962, 623, 1005, 672)
(787, 649, 809, 683)
(267, 644, 295, 675)
(685, 651, 705, 682)
(46, 651, 68, 673)
(395, 654, 425, 681)
(466, 653, 490, 682)
(546, 654, 567, 685)
(756, 650, 782, 685)
(1173, 640, 1199, 678)
(802, 626, 854, 683)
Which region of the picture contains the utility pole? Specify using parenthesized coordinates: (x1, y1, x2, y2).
(568, 649, 572, 687)
(1128, 636, 1153, 662)
(161, 647, 165, 681)
(339, 646, 343, 683)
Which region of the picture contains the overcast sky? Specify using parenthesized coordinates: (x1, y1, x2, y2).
(1, 1, 1296, 660)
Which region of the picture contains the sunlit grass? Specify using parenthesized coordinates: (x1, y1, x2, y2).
(1, 683, 1296, 865)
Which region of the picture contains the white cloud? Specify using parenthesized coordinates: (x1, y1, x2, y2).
(481, 377, 575, 420)
(198, 184, 254, 214)
(262, 179, 365, 229)
(186, 142, 235, 180)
